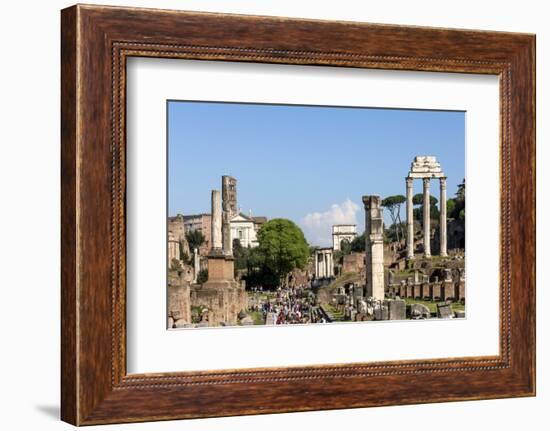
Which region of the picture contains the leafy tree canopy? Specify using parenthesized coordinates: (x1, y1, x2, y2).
(351, 233, 365, 252)
(257, 218, 309, 282)
(447, 180, 466, 220)
(412, 193, 438, 206)
(446, 199, 456, 216)
(340, 239, 352, 255)
(381, 195, 406, 208)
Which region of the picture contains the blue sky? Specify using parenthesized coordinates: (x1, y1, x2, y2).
(168, 101, 465, 247)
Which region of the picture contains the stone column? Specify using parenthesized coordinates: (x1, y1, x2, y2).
(316, 253, 320, 277)
(211, 190, 222, 251)
(406, 177, 414, 259)
(422, 178, 431, 257)
(315, 251, 321, 278)
(222, 215, 232, 255)
(315, 250, 325, 278)
(439, 177, 448, 257)
(362, 195, 385, 301)
(193, 248, 199, 283)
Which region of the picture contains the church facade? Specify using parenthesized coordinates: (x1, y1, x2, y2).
(230, 213, 264, 248)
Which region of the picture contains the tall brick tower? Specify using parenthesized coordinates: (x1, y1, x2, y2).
(222, 175, 238, 217)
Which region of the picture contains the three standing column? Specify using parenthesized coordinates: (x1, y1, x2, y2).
(406, 177, 414, 259)
(423, 178, 431, 257)
(405, 156, 447, 259)
(440, 177, 448, 257)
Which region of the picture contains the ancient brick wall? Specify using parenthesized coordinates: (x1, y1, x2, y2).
(342, 252, 365, 274)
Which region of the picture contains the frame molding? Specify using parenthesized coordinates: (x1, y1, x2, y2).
(61, 4, 535, 425)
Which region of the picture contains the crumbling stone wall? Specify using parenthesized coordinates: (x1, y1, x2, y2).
(190, 283, 247, 326)
(342, 252, 365, 274)
(167, 277, 191, 328)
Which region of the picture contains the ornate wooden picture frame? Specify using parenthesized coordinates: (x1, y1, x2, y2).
(61, 4, 535, 425)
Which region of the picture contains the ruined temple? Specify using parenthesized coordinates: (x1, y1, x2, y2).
(168, 177, 247, 328)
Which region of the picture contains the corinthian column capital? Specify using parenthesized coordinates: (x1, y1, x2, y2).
(423, 177, 431, 188)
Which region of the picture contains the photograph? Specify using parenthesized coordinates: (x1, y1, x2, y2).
(0, 0, 536, 428)
(166, 101, 466, 329)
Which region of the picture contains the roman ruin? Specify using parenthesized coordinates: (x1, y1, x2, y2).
(363, 195, 385, 301)
(222, 175, 238, 217)
(315, 248, 334, 279)
(406, 156, 448, 259)
(332, 224, 357, 251)
(192, 185, 247, 326)
(167, 178, 247, 328)
(168, 160, 465, 328)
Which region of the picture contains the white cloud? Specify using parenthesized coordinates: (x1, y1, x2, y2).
(301, 199, 360, 247)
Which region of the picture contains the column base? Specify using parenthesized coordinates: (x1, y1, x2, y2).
(206, 253, 235, 283)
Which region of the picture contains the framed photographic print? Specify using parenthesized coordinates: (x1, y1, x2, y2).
(61, 4, 536, 425)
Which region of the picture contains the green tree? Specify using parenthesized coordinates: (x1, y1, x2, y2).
(241, 243, 280, 290)
(246, 266, 279, 290)
(385, 221, 407, 243)
(447, 199, 456, 217)
(257, 218, 309, 285)
(185, 230, 205, 252)
(381, 195, 406, 242)
(351, 233, 365, 252)
(232, 238, 246, 270)
(179, 250, 191, 265)
(412, 193, 439, 226)
(450, 179, 466, 220)
(333, 249, 345, 265)
(412, 193, 438, 207)
(340, 239, 352, 255)
(456, 178, 465, 201)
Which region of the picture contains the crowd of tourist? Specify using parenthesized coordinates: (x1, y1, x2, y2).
(250, 284, 328, 325)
